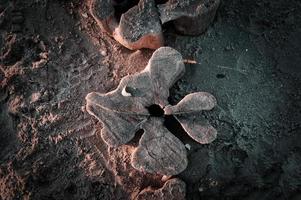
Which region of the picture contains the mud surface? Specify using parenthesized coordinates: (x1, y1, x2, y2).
(0, 0, 300, 199)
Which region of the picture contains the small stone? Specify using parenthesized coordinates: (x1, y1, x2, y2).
(39, 52, 48, 59)
(100, 50, 107, 56)
(39, 41, 47, 52)
(81, 12, 88, 18)
(185, 143, 191, 150)
(225, 45, 232, 51)
(89, 0, 116, 34)
(198, 187, 204, 192)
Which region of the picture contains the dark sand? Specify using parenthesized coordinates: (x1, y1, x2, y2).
(0, 0, 300, 199)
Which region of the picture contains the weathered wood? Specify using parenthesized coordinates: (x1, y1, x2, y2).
(85, 47, 217, 175)
(89, 0, 117, 34)
(158, 0, 220, 35)
(131, 118, 188, 175)
(175, 115, 217, 144)
(114, 0, 164, 50)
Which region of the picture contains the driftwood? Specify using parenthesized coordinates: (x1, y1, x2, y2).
(86, 47, 217, 175)
(89, 0, 220, 49)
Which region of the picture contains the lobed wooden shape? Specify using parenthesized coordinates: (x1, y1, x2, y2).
(85, 47, 217, 175)
(89, 0, 220, 50)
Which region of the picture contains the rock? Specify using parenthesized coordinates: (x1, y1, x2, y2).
(158, 0, 220, 35)
(86, 91, 149, 147)
(114, 0, 163, 50)
(136, 178, 186, 200)
(85, 47, 184, 146)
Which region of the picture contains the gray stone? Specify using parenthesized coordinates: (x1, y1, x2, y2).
(89, 0, 220, 49)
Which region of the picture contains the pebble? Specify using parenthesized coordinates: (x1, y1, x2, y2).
(81, 13, 88, 18)
(101, 50, 107, 56)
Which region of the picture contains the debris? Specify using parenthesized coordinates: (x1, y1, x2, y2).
(30, 92, 41, 104)
(185, 143, 191, 150)
(89, 0, 220, 49)
(89, 0, 116, 34)
(81, 12, 88, 18)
